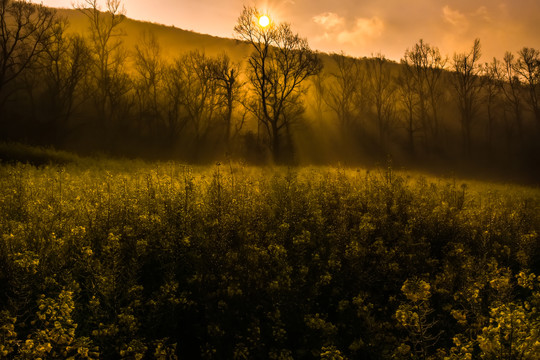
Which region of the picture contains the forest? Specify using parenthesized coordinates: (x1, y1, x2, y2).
(0, 0, 539, 359)
(0, 1, 539, 181)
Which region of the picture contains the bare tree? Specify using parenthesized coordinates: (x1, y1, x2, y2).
(403, 40, 446, 148)
(133, 30, 163, 135)
(310, 70, 326, 122)
(75, 0, 129, 134)
(174, 50, 220, 158)
(325, 52, 365, 132)
(234, 6, 322, 162)
(367, 53, 397, 149)
(515, 47, 540, 129)
(397, 60, 421, 156)
(500, 52, 524, 142)
(482, 58, 502, 155)
(451, 39, 483, 155)
(163, 61, 187, 147)
(40, 21, 91, 142)
(208, 53, 245, 148)
(0, 0, 58, 111)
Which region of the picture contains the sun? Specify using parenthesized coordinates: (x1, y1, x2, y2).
(258, 15, 270, 28)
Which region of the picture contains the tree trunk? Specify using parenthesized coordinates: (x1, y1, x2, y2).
(272, 122, 280, 163)
(408, 112, 415, 157)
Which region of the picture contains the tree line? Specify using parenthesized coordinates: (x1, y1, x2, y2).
(1, 1, 539, 178)
(315, 40, 540, 178)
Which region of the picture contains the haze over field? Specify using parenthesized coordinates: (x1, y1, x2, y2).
(41, 0, 540, 60)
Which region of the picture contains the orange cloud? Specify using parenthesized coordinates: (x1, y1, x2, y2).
(313, 12, 344, 29)
(336, 16, 384, 45)
(442, 5, 468, 28)
(313, 12, 384, 46)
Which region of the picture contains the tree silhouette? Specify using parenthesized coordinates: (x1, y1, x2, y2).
(208, 53, 245, 150)
(0, 0, 58, 112)
(325, 52, 365, 132)
(39, 22, 91, 143)
(500, 52, 524, 142)
(397, 60, 421, 156)
(174, 51, 220, 159)
(234, 6, 321, 163)
(515, 47, 540, 130)
(367, 54, 397, 150)
(75, 0, 129, 140)
(133, 30, 164, 136)
(403, 40, 446, 150)
(482, 58, 503, 156)
(451, 39, 483, 155)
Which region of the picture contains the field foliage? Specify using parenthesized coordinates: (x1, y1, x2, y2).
(0, 160, 539, 359)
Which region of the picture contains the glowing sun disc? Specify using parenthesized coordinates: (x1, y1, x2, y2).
(259, 15, 270, 28)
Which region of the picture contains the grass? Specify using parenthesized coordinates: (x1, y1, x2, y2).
(0, 142, 84, 166)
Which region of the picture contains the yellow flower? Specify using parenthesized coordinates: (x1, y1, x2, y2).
(401, 279, 431, 302)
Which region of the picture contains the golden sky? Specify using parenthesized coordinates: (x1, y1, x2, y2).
(42, 0, 540, 61)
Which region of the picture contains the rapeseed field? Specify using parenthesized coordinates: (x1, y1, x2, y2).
(0, 160, 539, 359)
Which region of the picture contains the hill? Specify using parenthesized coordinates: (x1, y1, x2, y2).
(0, 4, 538, 184)
(55, 8, 254, 61)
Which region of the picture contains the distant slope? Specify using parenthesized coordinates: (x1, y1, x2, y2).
(55, 8, 253, 62)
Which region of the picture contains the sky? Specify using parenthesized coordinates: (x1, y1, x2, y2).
(42, 0, 540, 62)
